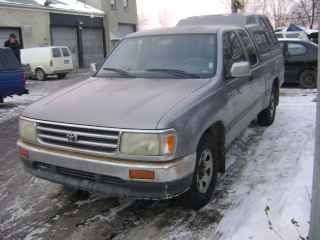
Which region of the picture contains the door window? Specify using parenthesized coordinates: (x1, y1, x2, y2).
(223, 31, 246, 78)
(253, 32, 271, 54)
(62, 48, 70, 57)
(52, 48, 62, 58)
(238, 30, 258, 66)
(287, 43, 307, 56)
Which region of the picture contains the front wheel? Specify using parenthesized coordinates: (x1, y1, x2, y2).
(182, 134, 217, 210)
(35, 69, 46, 81)
(257, 85, 277, 126)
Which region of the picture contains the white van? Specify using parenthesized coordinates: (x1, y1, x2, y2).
(21, 46, 74, 81)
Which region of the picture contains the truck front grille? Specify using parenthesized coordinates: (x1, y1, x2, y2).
(36, 122, 120, 155)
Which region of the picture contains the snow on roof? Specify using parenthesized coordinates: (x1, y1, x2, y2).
(0, 0, 104, 16)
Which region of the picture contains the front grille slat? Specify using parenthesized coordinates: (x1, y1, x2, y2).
(37, 126, 118, 140)
(36, 122, 120, 155)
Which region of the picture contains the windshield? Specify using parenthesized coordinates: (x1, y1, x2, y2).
(97, 34, 217, 78)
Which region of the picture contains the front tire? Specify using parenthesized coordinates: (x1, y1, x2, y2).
(35, 68, 46, 81)
(299, 70, 316, 89)
(182, 133, 218, 210)
(257, 85, 277, 126)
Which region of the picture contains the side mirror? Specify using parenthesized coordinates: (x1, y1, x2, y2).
(230, 61, 252, 78)
(90, 63, 97, 74)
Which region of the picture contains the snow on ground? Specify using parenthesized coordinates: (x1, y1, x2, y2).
(214, 89, 316, 240)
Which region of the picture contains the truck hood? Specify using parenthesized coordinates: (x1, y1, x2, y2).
(23, 77, 210, 129)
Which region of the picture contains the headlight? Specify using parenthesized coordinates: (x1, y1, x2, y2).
(120, 131, 176, 156)
(19, 118, 37, 143)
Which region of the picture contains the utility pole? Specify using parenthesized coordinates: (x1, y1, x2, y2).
(309, 13, 320, 240)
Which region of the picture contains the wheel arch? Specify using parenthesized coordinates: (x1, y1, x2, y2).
(273, 78, 280, 106)
(199, 121, 226, 174)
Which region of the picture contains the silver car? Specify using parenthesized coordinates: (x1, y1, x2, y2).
(17, 15, 284, 210)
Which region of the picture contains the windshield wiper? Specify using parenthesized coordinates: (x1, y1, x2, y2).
(103, 67, 135, 78)
(146, 68, 201, 78)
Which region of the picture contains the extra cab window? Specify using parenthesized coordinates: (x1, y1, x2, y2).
(62, 48, 70, 57)
(287, 43, 307, 56)
(238, 30, 258, 66)
(253, 32, 271, 54)
(223, 31, 246, 78)
(52, 48, 62, 58)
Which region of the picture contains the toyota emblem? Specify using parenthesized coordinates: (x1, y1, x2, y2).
(66, 132, 78, 142)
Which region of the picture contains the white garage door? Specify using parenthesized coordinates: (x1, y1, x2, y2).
(82, 28, 105, 67)
(118, 24, 135, 38)
(52, 27, 79, 67)
(0, 28, 20, 48)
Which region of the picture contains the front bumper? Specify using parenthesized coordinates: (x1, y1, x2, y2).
(17, 140, 196, 199)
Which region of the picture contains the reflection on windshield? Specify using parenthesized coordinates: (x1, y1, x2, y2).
(98, 34, 217, 78)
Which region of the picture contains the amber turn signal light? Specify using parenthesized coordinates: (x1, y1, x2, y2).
(19, 147, 29, 159)
(129, 169, 155, 180)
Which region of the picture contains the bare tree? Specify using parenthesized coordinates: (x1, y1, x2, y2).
(244, 0, 291, 27)
(158, 8, 172, 28)
(291, 0, 319, 28)
(138, 12, 151, 31)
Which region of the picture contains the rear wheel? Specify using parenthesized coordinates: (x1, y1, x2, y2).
(0, 97, 3, 104)
(57, 73, 66, 79)
(299, 70, 316, 89)
(182, 133, 218, 210)
(35, 68, 46, 81)
(257, 85, 277, 126)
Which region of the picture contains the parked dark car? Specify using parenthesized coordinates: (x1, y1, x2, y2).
(0, 48, 28, 103)
(279, 39, 318, 88)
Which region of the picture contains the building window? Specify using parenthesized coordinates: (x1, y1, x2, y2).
(123, 0, 128, 9)
(111, 0, 117, 10)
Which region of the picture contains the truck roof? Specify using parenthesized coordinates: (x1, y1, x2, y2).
(177, 14, 265, 27)
(126, 25, 242, 38)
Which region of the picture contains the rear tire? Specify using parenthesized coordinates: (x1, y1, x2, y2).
(299, 70, 316, 89)
(35, 68, 46, 81)
(57, 73, 66, 79)
(0, 97, 3, 104)
(257, 85, 277, 127)
(182, 133, 218, 210)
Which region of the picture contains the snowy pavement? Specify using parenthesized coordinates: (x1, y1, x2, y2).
(0, 72, 90, 124)
(0, 86, 316, 240)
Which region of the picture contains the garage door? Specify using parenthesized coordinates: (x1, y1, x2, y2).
(52, 27, 79, 67)
(82, 28, 105, 67)
(0, 28, 20, 48)
(118, 24, 135, 38)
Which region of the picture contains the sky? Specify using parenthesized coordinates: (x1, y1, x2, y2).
(136, 0, 231, 30)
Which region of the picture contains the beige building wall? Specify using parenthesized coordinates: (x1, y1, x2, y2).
(85, 0, 138, 53)
(0, 8, 50, 48)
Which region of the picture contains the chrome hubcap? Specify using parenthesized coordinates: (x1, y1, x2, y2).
(196, 149, 213, 194)
(37, 71, 44, 80)
(303, 74, 314, 86)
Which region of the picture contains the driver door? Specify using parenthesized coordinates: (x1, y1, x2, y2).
(223, 31, 255, 145)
